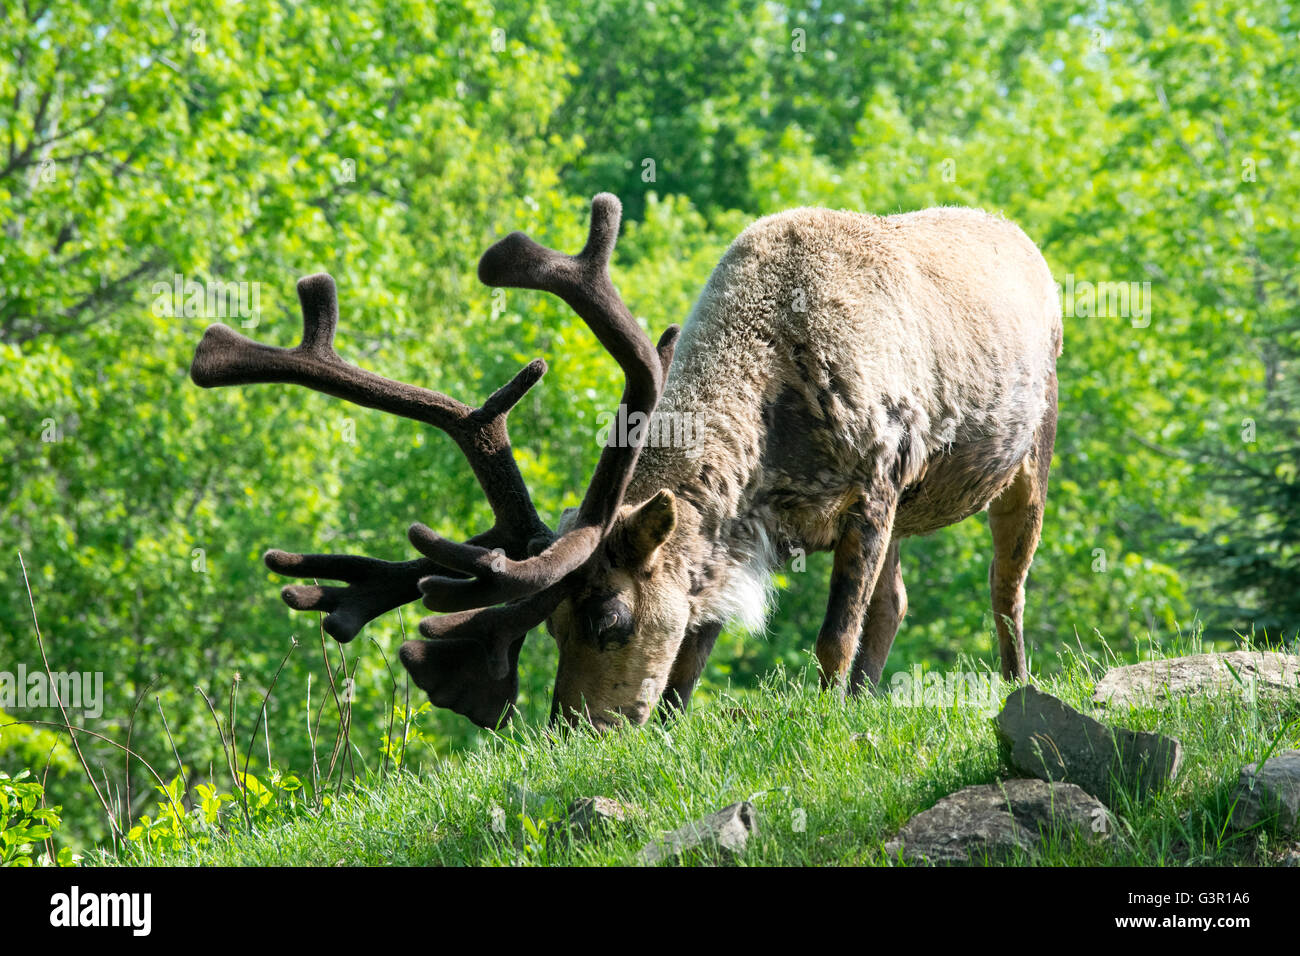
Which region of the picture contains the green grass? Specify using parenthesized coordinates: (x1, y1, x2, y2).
(91, 640, 1300, 867)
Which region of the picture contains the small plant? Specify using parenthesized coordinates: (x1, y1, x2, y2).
(518, 810, 561, 862)
(125, 770, 324, 856)
(126, 775, 192, 854)
(1, 770, 74, 867)
(379, 700, 432, 773)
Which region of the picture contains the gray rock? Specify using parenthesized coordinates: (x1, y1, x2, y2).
(1229, 749, 1300, 837)
(1093, 651, 1300, 707)
(883, 779, 1109, 865)
(566, 796, 632, 838)
(638, 801, 757, 865)
(995, 685, 1182, 806)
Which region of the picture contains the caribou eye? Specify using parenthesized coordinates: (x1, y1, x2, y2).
(579, 593, 633, 650)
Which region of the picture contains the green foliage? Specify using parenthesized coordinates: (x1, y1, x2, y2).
(0, 708, 79, 776)
(0, 770, 74, 866)
(122, 769, 325, 858)
(1177, 317, 1300, 641)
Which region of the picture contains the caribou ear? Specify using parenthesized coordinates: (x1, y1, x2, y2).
(621, 490, 677, 565)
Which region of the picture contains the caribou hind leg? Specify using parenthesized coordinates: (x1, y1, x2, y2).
(847, 536, 906, 694)
(986, 371, 1058, 681)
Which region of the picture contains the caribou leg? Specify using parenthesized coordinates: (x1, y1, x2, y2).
(987, 369, 1057, 682)
(816, 491, 899, 690)
(847, 537, 906, 694)
(657, 621, 723, 717)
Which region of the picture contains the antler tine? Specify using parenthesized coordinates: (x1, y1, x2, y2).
(477, 194, 660, 400)
(265, 525, 517, 645)
(266, 550, 429, 643)
(414, 195, 679, 615)
(398, 588, 567, 730)
(195, 274, 465, 427)
(406, 582, 568, 691)
(193, 275, 546, 473)
(480, 195, 669, 529)
(190, 273, 553, 643)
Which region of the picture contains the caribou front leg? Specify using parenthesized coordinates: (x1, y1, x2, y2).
(848, 536, 906, 694)
(816, 493, 898, 691)
(657, 621, 723, 718)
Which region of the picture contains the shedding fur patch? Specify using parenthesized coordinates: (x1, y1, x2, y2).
(701, 522, 778, 634)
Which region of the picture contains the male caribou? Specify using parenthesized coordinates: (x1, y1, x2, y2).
(190, 193, 1062, 730)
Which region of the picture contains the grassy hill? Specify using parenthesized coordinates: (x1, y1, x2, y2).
(93, 644, 1300, 867)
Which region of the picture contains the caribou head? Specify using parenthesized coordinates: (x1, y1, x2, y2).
(190, 194, 682, 730)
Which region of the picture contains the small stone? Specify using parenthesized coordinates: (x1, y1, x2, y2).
(883, 779, 1109, 865)
(566, 796, 631, 838)
(1229, 749, 1300, 837)
(1093, 651, 1300, 707)
(995, 686, 1182, 807)
(638, 801, 757, 865)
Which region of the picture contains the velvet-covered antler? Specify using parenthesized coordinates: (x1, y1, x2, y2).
(190, 194, 677, 730)
(412, 194, 679, 613)
(191, 273, 552, 646)
(401, 194, 679, 720)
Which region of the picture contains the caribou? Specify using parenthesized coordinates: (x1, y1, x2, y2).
(190, 193, 1062, 730)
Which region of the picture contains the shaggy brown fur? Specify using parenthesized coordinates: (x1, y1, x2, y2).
(547, 205, 1062, 726)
